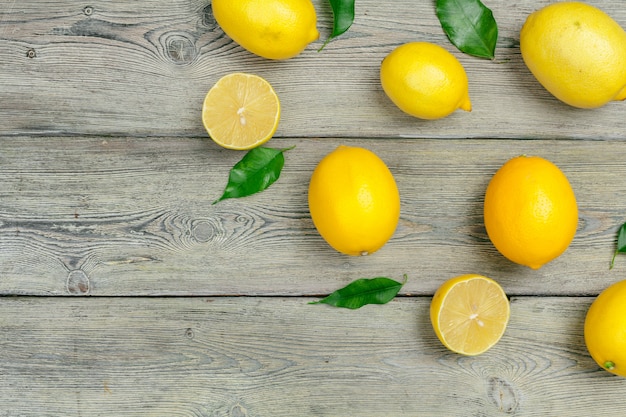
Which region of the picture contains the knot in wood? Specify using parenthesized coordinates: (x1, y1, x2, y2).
(201, 4, 218, 29)
(235, 214, 250, 224)
(191, 220, 215, 243)
(163, 33, 197, 65)
(230, 404, 249, 417)
(66, 269, 90, 295)
(487, 376, 520, 413)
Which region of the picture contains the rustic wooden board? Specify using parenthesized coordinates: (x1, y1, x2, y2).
(0, 296, 623, 417)
(1, 0, 625, 139)
(3, 0, 626, 415)
(1, 136, 625, 297)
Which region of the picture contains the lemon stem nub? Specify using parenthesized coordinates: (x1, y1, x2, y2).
(604, 361, 616, 370)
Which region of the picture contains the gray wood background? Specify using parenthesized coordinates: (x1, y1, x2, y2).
(2, 0, 626, 415)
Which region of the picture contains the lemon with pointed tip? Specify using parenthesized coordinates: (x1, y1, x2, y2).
(520, 2, 626, 108)
(380, 42, 472, 120)
(212, 0, 319, 60)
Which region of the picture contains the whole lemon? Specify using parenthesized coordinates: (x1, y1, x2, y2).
(308, 145, 400, 256)
(520, 2, 626, 108)
(484, 156, 578, 269)
(585, 279, 626, 377)
(212, 0, 319, 60)
(380, 42, 471, 120)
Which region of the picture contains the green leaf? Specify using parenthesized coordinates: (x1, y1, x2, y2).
(319, 0, 355, 51)
(213, 146, 294, 204)
(310, 275, 407, 309)
(436, 0, 498, 59)
(610, 222, 626, 269)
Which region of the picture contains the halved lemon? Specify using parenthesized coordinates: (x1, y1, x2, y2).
(430, 274, 510, 356)
(202, 73, 281, 150)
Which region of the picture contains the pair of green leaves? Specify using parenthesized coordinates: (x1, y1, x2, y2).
(310, 275, 407, 309)
(212, 146, 406, 310)
(322, 0, 498, 59)
(213, 146, 293, 205)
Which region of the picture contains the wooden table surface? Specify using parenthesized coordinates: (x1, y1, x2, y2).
(2, 0, 626, 415)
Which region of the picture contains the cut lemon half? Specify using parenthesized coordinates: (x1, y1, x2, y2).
(430, 274, 510, 356)
(202, 73, 280, 150)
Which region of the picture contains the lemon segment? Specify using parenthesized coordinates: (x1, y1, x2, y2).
(202, 73, 280, 150)
(380, 42, 471, 120)
(520, 2, 626, 108)
(212, 0, 319, 60)
(430, 274, 510, 356)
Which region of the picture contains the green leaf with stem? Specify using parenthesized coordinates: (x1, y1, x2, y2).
(436, 0, 498, 59)
(213, 146, 294, 204)
(310, 275, 408, 309)
(319, 0, 355, 51)
(610, 222, 626, 269)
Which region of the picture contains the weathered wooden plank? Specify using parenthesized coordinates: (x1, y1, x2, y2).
(1, 0, 625, 139)
(0, 136, 623, 296)
(2, 1, 625, 415)
(0, 296, 622, 416)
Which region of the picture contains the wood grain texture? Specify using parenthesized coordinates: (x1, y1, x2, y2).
(1, 136, 625, 296)
(3, 1, 626, 415)
(1, 0, 625, 139)
(0, 296, 623, 417)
